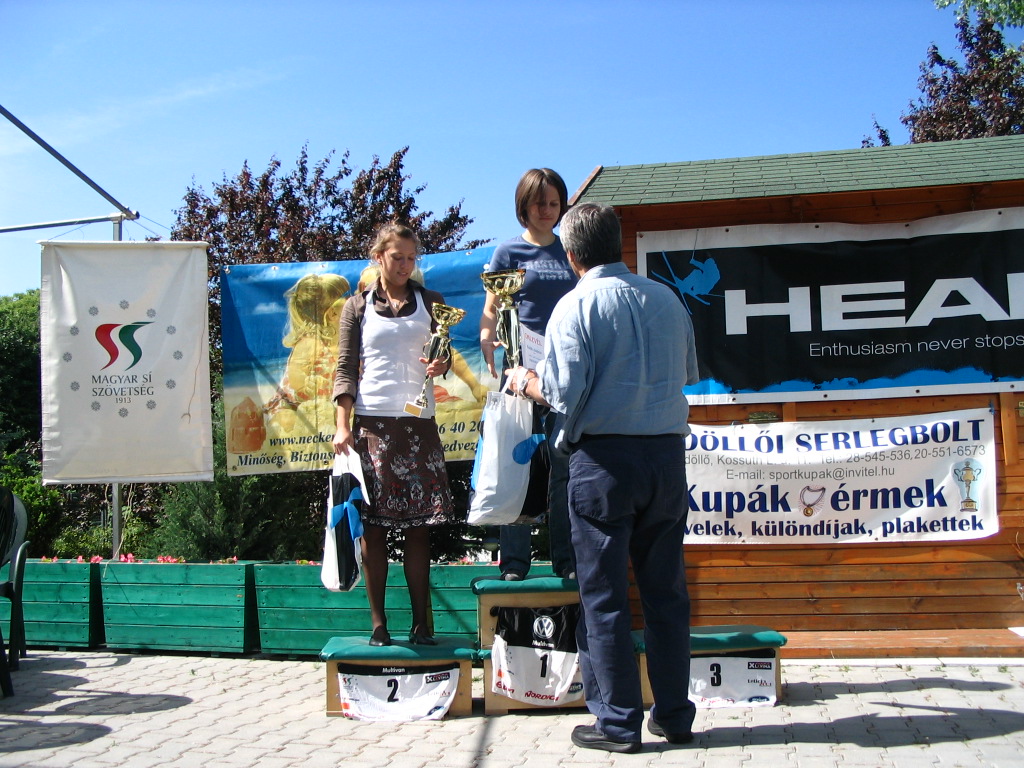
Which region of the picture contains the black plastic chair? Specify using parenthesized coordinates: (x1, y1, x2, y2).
(0, 486, 29, 693)
(2, 501, 28, 669)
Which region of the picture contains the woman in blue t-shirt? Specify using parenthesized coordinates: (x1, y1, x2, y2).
(479, 168, 577, 580)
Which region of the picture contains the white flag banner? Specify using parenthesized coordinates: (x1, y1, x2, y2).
(40, 241, 213, 483)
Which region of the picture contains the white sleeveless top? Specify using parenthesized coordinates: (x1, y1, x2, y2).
(355, 291, 434, 418)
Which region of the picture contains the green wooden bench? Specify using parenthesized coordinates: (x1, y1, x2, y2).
(255, 563, 514, 656)
(101, 561, 258, 653)
(0, 560, 103, 650)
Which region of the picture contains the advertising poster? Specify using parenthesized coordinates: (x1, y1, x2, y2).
(684, 408, 997, 545)
(639, 208, 1024, 404)
(221, 247, 497, 475)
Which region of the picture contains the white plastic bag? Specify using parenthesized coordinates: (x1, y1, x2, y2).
(467, 388, 537, 525)
(321, 451, 366, 592)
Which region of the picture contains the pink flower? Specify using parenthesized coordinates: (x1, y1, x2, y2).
(119, 553, 136, 563)
(90, 555, 104, 563)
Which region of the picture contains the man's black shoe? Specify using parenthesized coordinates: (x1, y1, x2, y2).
(647, 719, 693, 744)
(570, 725, 640, 754)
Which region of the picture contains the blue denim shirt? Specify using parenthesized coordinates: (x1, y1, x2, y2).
(536, 262, 698, 451)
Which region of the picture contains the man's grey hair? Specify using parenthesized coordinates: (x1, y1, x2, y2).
(559, 202, 622, 268)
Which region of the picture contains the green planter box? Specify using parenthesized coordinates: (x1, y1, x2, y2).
(0, 559, 103, 648)
(100, 561, 258, 653)
(254, 563, 502, 656)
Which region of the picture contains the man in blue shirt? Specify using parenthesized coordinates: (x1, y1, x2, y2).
(508, 202, 699, 753)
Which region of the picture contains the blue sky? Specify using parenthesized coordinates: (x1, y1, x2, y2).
(3, 0, 1021, 298)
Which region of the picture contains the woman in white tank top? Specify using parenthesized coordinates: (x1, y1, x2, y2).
(332, 224, 458, 647)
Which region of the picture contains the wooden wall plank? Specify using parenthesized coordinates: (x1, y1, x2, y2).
(685, 542, 1022, 567)
(687, 578, 1019, 601)
(684, 613, 1023, 632)
(687, 561, 1024, 584)
(1000, 392, 1022, 466)
(688, 596, 1021, 616)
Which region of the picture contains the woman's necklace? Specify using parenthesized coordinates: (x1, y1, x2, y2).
(384, 289, 408, 314)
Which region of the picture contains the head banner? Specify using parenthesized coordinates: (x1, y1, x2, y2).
(639, 208, 1024, 404)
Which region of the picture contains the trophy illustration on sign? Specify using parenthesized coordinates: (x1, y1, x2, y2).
(481, 268, 526, 368)
(404, 302, 466, 418)
(952, 458, 982, 513)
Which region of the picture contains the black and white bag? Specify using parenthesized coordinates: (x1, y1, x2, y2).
(321, 451, 366, 592)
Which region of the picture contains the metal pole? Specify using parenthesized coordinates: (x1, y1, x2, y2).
(0, 103, 138, 221)
(111, 217, 123, 557)
(0, 212, 129, 234)
(0, 103, 140, 558)
(112, 483, 121, 558)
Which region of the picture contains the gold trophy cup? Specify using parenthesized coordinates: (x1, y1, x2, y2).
(404, 302, 466, 417)
(481, 268, 526, 368)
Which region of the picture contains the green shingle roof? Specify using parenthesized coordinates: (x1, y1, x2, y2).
(575, 135, 1024, 207)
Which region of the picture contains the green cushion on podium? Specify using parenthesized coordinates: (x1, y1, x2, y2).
(470, 576, 578, 595)
(631, 625, 787, 654)
(319, 635, 481, 662)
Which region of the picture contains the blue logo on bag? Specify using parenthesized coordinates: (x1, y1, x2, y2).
(329, 486, 364, 539)
(512, 433, 546, 465)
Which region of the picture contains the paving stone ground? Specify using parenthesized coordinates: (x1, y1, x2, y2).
(1, 652, 1023, 767)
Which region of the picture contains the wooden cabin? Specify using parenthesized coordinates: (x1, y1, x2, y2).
(573, 135, 1024, 657)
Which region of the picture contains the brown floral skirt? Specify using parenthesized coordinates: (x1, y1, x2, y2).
(353, 414, 457, 529)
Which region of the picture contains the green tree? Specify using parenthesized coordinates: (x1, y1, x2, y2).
(0, 291, 97, 553)
(172, 145, 485, 364)
(0, 290, 42, 447)
(149, 397, 276, 560)
(906, 14, 1024, 141)
(864, 14, 1024, 145)
(0, 290, 166, 556)
(935, 0, 1024, 27)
